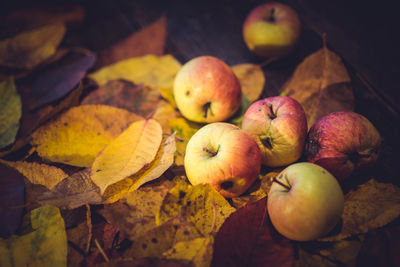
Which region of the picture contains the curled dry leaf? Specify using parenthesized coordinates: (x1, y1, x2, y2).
(0, 206, 67, 266)
(0, 164, 25, 238)
(232, 63, 265, 102)
(163, 236, 214, 267)
(211, 198, 294, 267)
(96, 257, 189, 267)
(0, 24, 66, 69)
(0, 79, 21, 149)
(91, 119, 163, 195)
(156, 182, 236, 236)
(281, 45, 354, 128)
(103, 134, 176, 203)
(88, 54, 181, 106)
(0, 159, 68, 190)
(97, 14, 167, 68)
(319, 179, 400, 241)
(38, 168, 102, 209)
(30, 105, 143, 167)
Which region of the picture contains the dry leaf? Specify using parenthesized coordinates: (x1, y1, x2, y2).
(320, 179, 400, 241)
(31, 105, 143, 167)
(91, 119, 163, 194)
(0, 206, 67, 266)
(38, 168, 102, 209)
(156, 183, 236, 236)
(88, 54, 181, 106)
(97, 14, 167, 68)
(0, 164, 25, 238)
(103, 134, 176, 203)
(0, 79, 21, 149)
(281, 45, 354, 128)
(0, 159, 68, 189)
(168, 118, 202, 165)
(163, 236, 214, 267)
(0, 24, 66, 69)
(99, 178, 176, 241)
(232, 63, 265, 102)
(211, 198, 294, 267)
(153, 100, 182, 133)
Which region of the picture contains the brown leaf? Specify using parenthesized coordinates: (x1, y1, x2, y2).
(281, 45, 354, 128)
(96, 257, 189, 267)
(81, 79, 163, 117)
(211, 198, 294, 267)
(37, 168, 102, 209)
(320, 179, 400, 241)
(232, 63, 265, 102)
(97, 14, 167, 68)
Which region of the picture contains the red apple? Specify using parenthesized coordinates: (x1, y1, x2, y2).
(241, 96, 307, 167)
(242, 2, 301, 59)
(173, 56, 242, 123)
(184, 122, 262, 198)
(305, 111, 381, 181)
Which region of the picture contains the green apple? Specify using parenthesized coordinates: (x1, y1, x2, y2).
(267, 162, 344, 241)
(243, 2, 301, 58)
(241, 96, 307, 167)
(173, 56, 242, 123)
(184, 122, 261, 198)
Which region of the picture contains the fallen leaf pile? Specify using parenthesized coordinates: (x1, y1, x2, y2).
(0, 7, 399, 267)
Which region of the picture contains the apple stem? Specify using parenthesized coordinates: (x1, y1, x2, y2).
(203, 146, 219, 157)
(268, 104, 277, 119)
(272, 176, 291, 191)
(203, 102, 211, 118)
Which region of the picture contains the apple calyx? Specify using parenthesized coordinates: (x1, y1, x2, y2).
(272, 176, 291, 191)
(203, 145, 220, 157)
(203, 102, 213, 118)
(260, 135, 273, 149)
(347, 148, 377, 164)
(263, 7, 276, 23)
(220, 181, 234, 190)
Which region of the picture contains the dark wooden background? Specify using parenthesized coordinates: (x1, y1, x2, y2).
(1, 0, 400, 265)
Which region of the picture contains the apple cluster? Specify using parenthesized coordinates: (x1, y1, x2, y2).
(173, 2, 382, 242)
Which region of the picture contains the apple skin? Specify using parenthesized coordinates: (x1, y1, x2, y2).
(173, 56, 242, 123)
(268, 162, 344, 241)
(242, 2, 301, 59)
(184, 122, 262, 198)
(241, 96, 307, 167)
(305, 111, 381, 181)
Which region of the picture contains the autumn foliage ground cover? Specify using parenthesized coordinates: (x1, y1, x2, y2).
(0, 4, 400, 267)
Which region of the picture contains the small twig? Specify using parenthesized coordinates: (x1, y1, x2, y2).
(94, 238, 110, 263)
(322, 32, 327, 48)
(209, 199, 217, 234)
(85, 204, 92, 255)
(258, 56, 279, 68)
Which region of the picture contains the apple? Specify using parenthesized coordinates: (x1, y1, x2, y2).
(268, 162, 344, 241)
(242, 2, 301, 59)
(241, 96, 307, 167)
(173, 56, 242, 123)
(305, 111, 381, 181)
(184, 122, 262, 198)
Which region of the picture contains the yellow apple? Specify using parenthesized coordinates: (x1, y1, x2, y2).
(173, 56, 242, 123)
(267, 162, 344, 241)
(241, 96, 307, 167)
(243, 2, 301, 58)
(184, 122, 261, 198)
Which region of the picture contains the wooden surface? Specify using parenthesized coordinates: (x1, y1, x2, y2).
(1, 0, 400, 265)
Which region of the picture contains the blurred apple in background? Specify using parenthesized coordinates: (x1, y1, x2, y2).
(242, 2, 301, 59)
(268, 162, 344, 241)
(305, 111, 381, 181)
(184, 122, 261, 198)
(241, 96, 307, 167)
(173, 56, 242, 123)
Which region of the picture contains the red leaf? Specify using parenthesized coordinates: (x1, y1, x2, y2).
(211, 198, 294, 267)
(0, 163, 25, 238)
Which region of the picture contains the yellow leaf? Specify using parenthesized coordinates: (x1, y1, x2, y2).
(0, 206, 67, 267)
(30, 105, 143, 167)
(153, 100, 181, 133)
(232, 63, 265, 102)
(91, 119, 163, 194)
(0, 24, 66, 69)
(169, 117, 202, 165)
(163, 237, 214, 267)
(103, 134, 176, 203)
(0, 159, 68, 189)
(88, 54, 181, 106)
(156, 183, 236, 235)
